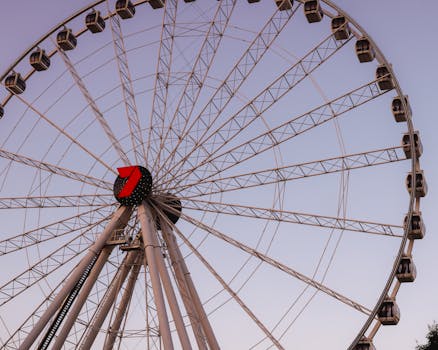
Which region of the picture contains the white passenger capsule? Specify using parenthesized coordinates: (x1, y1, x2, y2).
(392, 95, 411, 122)
(355, 37, 375, 63)
(30, 48, 50, 71)
(5, 72, 26, 95)
(402, 131, 422, 159)
(304, 0, 323, 23)
(275, 0, 293, 11)
(116, 0, 136, 19)
(376, 64, 394, 91)
(378, 297, 400, 325)
(57, 28, 77, 51)
(86, 10, 106, 33)
(405, 211, 425, 240)
(396, 255, 417, 283)
(331, 15, 350, 40)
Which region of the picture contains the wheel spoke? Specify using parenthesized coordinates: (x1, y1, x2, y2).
(159, 5, 298, 184)
(165, 78, 390, 188)
(182, 198, 403, 237)
(179, 210, 372, 316)
(0, 194, 114, 209)
(154, 0, 237, 177)
(147, 0, 178, 165)
(55, 45, 130, 167)
(106, 2, 146, 164)
(174, 146, 405, 197)
(166, 30, 352, 187)
(0, 148, 112, 190)
(0, 205, 112, 256)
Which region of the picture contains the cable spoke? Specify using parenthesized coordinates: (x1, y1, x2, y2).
(157, 210, 284, 349)
(55, 45, 129, 167)
(0, 194, 114, 209)
(147, 0, 178, 165)
(182, 198, 403, 237)
(166, 29, 352, 187)
(106, 1, 146, 164)
(159, 5, 298, 184)
(0, 213, 110, 306)
(0, 148, 112, 190)
(175, 146, 405, 197)
(154, 0, 237, 177)
(179, 211, 372, 316)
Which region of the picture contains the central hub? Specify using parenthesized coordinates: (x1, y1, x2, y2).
(113, 165, 152, 206)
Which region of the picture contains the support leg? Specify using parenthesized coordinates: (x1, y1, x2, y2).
(19, 206, 132, 350)
(51, 246, 114, 350)
(103, 252, 142, 350)
(138, 203, 174, 350)
(149, 224, 193, 350)
(161, 221, 208, 350)
(161, 220, 219, 350)
(79, 250, 138, 350)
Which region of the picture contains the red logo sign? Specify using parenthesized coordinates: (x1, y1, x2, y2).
(116, 166, 142, 198)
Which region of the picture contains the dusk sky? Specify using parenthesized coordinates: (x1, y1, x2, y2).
(0, 1, 437, 349)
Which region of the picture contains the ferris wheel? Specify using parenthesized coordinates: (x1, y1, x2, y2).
(0, 0, 425, 349)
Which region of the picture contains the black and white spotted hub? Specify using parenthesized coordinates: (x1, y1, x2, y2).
(113, 165, 152, 206)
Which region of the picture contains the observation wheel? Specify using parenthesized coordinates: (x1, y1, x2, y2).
(0, 1, 425, 349)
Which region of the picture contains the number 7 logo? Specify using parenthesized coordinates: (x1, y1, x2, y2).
(116, 166, 142, 198)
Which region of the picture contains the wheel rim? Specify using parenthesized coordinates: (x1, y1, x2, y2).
(0, 1, 422, 349)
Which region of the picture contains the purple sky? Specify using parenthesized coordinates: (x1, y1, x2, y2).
(0, 1, 437, 349)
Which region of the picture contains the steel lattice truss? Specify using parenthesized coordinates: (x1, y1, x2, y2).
(0, 1, 423, 349)
(0, 194, 113, 209)
(177, 146, 406, 197)
(183, 198, 403, 237)
(165, 28, 353, 187)
(106, 1, 146, 164)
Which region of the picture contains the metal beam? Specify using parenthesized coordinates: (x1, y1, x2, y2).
(160, 220, 208, 350)
(51, 246, 114, 350)
(103, 252, 142, 350)
(138, 202, 174, 350)
(79, 251, 137, 350)
(181, 199, 403, 237)
(0, 148, 112, 190)
(175, 146, 405, 198)
(18, 206, 132, 350)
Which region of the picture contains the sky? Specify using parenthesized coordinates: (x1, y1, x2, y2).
(0, 1, 437, 349)
(331, 1, 438, 348)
